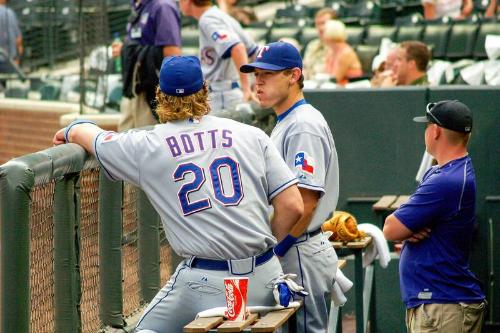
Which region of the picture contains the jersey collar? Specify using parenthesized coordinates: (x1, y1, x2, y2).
(276, 99, 307, 123)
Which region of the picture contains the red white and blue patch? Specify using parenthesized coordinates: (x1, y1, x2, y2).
(211, 31, 229, 41)
(294, 152, 315, 175)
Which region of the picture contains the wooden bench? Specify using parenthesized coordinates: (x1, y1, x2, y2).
(184, 302, 301, 332)
(372, 195, 410, 227)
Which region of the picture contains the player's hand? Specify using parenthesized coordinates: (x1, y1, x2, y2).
(53, 128, 66, 146)
(243, 88, 258, 103)
(111, 41, 123, 58)
(407, 227, 431, 243)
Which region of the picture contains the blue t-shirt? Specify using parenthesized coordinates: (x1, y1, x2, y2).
(394, 155, 485, 308)
(127, 0, 181, 47)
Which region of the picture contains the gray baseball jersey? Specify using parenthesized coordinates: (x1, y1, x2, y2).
(94, 115, 297, 260)
(199, 6, 258, 84)
(270, 100, 340, 232)
(271, 99, 339, 333)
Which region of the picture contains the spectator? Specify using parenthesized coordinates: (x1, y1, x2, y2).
(112, 0, 181, 131)
(384, 100, 486, 333)
(0, 0, 23, 74)
(179, 0, 257, 113)
(422, 0, 473, 19)
(384, 41, 430, 86)
(371, 47, 398, 87)
(302, 8, 337, 80)
(323, 20, 362, 86)
(485, 0, 498, 17)
(217, 0, 257, 26)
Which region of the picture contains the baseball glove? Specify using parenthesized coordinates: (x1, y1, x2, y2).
(322, 211, 366, 243)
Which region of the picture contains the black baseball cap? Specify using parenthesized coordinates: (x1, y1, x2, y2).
(413, 100, 473, 133)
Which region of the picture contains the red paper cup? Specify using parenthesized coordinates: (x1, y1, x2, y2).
(223, 277, 248, 321)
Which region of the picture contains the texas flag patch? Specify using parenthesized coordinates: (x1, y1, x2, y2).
(295, 152, 315, 175)
(103, 132, 119, 143)
(211, 31, 228, 41)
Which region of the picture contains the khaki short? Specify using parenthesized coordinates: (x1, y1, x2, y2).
(118, 93, 158, 132)
(406, 302, 486, 333)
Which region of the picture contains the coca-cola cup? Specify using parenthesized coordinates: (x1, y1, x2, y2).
(223, 277, 248, 321)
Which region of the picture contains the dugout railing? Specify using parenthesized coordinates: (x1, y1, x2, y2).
(0, 143, 177, 333)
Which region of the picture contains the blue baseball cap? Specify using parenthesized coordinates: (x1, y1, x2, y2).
(159, 56, 204, 97)
(240, 41, 303, 73)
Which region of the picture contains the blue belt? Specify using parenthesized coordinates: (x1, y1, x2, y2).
(208, 81, 240, 92)
(190, 248, 274, 271)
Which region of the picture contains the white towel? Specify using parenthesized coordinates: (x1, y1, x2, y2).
(330, 268, 353, 307)
(196, 301, 301, 318)
(358, 223, 391, 268)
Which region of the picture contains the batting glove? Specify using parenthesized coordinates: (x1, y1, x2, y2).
(273, 273, 308, 307)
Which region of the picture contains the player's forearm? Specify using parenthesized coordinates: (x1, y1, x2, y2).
(59, 122, 104, 155)
(231, 43, 251, 92)
(271, 185, 303, 241)
(383, 213, 413, 241)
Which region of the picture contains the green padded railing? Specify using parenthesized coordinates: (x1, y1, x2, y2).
(0, 143, 176, 333)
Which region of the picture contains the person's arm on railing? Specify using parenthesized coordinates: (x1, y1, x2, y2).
(53, 120, 104, 154)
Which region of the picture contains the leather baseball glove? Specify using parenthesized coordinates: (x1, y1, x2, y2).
(322, 211, 366, 242)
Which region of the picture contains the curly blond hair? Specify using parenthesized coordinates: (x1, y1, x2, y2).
(154, 82, 210, 123)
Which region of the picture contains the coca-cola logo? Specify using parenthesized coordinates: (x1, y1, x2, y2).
(225, 281, 242, 320)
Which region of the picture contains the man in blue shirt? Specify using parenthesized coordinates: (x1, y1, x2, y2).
(384, 100, 486, 332)
(112, 0, 182, 131)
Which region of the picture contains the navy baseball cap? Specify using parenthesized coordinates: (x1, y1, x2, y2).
(159, 56, 204, 97)
(240, 41, 303, 73)
(413, 100, 473, 133)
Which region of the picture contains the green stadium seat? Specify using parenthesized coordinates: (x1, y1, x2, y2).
(346, 26, 366, 47)
(364, 25, 397, 46)
(395, 24, 425, 42)
(422, 23, 451, 59)
(267, 27, 301, 43)
(473, 20, 500, 59)
(276, 5, 310, 20)
(355, 44, 379, 75)
(344, 1, 382, 25)
(299, 27, 319, 50)
(39, 82, 61, 101)
(181, 29, 200, 48)
(445, 22, 479, 60)
(244, 27, 269, 44)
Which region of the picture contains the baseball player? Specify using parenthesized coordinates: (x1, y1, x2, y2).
(241, 41, 340, 333)
(179, 0, 258, 113)
(53, 56, 304, 333)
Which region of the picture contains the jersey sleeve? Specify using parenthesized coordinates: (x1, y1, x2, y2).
(263, 135, 298, 201)
(283, 131, 328, 195)
(93, 131, 143, 186)
(201, 16, 242, 58)
(152, 3, 181, 47)
(394, 174, 450, 232)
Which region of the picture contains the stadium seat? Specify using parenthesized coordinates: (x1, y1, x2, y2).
(299, 27, 319, 50)
(473, 20, 500, 59)
(267, 27, 301, 43)
(355, 44, 380, 75)
(364, 25, 398, 46)
(39, 82, 61, 101)
(395, 24, 425, 42)
(445, 22, 479, 60)
(343, 1, 382, 25)
(181, 29, 200, 48)
(346, 26, 366, 47)
(244, 27, 269, 45)
(276, 4, 310, 20)
(422, 23, 451, 59)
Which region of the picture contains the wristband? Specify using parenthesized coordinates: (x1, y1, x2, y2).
(64, 119, 97, 143)
(273, 234, 298, 257)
